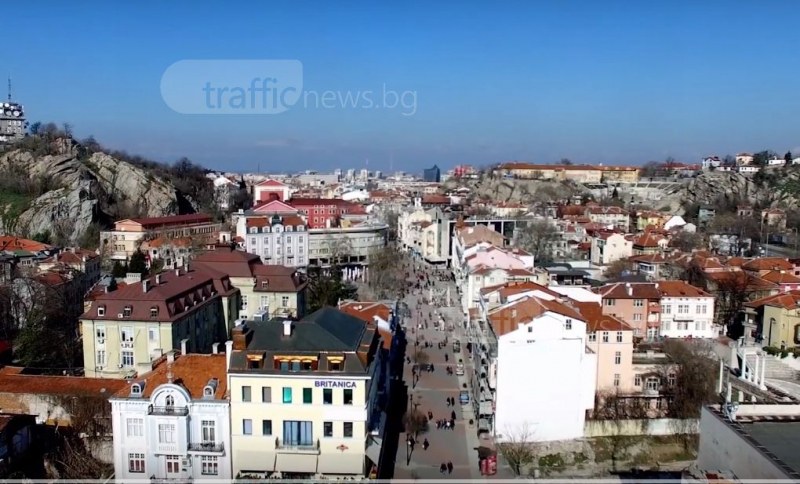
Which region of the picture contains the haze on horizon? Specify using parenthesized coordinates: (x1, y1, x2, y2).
(8, 1, 800, 173)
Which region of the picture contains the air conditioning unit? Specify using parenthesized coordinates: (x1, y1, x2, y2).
(181, 458, 192, 468)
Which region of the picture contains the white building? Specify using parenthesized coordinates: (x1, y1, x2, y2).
(738, 165, 761, 174)
(227, 307, 386, 479)
(658, 281, 717, 338)
(590, 232, 633, 266)
(110, 352, 232, 482)
(493, 297, 596, 442)
(307, 221, 388, 267)
(238, 214, 309, 268)
(213, 175, 236, 211)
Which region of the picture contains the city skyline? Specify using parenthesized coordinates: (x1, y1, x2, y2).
(7, 1, 800, 172)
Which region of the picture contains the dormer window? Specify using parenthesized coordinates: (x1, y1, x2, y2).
(123, 306, 132, 317)
(329, 359, 343, 371)
(261, 280, 269, 289)
(97, 305, 106, 317)
(130, 383, 142, 397)
(165, 395, 174, 407)
(250, 227, 257, 234)
(150, 306, 159, 318)
(203, 386, 214, 398)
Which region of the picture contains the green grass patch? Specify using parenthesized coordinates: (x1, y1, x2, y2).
(0, 190, 33, 226)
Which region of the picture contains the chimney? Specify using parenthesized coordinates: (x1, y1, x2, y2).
(180, 338, 189, 355)
(175, 268, 180, 276)
(283, 320, 293, 336)
(142, 279, 149, 293)
(155, 274, 161, 285)
(212, 342, 220, 354)
(167, 350, 176, 364)
(232, 323, 252, 350)
(225, 340, 233, 371)
(627, 286, 632, 297)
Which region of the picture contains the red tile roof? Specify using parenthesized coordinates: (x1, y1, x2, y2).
(112, 353, 228, 399)
(192, 247, 262, 278)
(746, 290, 800, 310)
(80, 267, 237, 322)
(657, 280, 711, 298)
(488, 295, 584, 337)
(0, 236, 52, 252)
(742, 257, 794, 272)
(252, 265, 307, 293)
(575, 302, 632, 332)
(0, 367, 127, 397)
(598, 282, 661, 300)
(338, 301, 393, 350)
(256, 179, 288, 187)
(760, 270, 800, 285)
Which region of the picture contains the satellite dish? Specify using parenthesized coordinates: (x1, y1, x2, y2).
(4, 110, 11, 116)
(2, 103, 7, 108)
(12, 111, 19, 117)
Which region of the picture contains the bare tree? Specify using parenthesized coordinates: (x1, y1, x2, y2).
(366, 245, 404, 299)
(516, 219, 559, 264)
(602, 258, 636, 280)
(592, 390, 651, 470)
(411, 349, 429, 389)
(402, 409, 428, 438)
(497, 424, 536, 476)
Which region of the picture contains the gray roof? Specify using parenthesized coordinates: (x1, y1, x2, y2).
(229, 306, 378, 376)
(743, 421, 800, 477)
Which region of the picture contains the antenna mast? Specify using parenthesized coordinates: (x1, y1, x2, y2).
(7, 77, 11, 101)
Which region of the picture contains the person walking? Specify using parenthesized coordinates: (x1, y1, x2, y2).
(423, 438, 429, 450)
(444, 353, 449, 362)
(440, 463, 447, 474)
(447, 461, 454, 474)
(451, 410, 456, 421)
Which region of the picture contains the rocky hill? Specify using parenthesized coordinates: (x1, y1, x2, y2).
(0, 138, 200, 245)
(678, 169, 800, 210)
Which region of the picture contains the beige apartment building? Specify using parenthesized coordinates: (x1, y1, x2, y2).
(597, 282, 662, 340)
(100, 213, 222, 262)
(80, 267, 240, 378)
(192, 247, 308, 320)
(580, 303, 635, 392)
(226, 307, 385, 479)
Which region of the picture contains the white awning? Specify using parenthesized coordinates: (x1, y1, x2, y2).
(317, 452, 365, 475)
(275, 453, 319, 473)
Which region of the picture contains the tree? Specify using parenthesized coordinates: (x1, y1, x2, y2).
(497, 424, 536, 476)
(128, 250, 148, 276)
(32, 230, 52, 244)
(402, 409, 428, 439)
(516, 219, 560, 264)
(111, 261, 127, 278)
(366, 245, 404, 299)
(640, 161, 661, 178)
(384, 210, 400, 241)
(29, 121, 42, 135)
(671, 231, 705, 252)
(411, 349, 429, 388)
(711, 272, 752, 333)
(591, 390, 651, 469)
(307, 266, 358, 312)
(602, 258, 635, 280)
(753, 150, 774, 166)
(559, 158, 572, 165)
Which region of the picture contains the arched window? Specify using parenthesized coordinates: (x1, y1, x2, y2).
(165, 395, 174, 407)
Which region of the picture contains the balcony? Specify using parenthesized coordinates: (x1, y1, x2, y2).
(187, 442, 225, 454)
(148, 405, 189, 416)
(275, 437, 320, 454)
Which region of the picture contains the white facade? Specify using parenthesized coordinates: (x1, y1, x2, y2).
(111, 380, 232, 481)
(590, 233, 633, 266)
(659, 295, 716, 338)
(494, 312, 596, 442)
(308, 223, 387, 266)
(238, 218, 309, 268)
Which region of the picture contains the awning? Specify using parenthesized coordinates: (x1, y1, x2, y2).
(275, 453, 319, 473)
(365, 441, 382, 465)
(479, 400, 494, 416)
(317, 452, 365, 475)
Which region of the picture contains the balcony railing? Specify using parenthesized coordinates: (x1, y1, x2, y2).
(148, 405, 189, 416)
(187, 442, 224, 453)
(275, 437, 320, 454)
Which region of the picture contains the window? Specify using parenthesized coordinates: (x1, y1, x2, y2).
(604, 298, 616, 306)
(565, 319, 572, 330)
(282, 296, 289, 308)
(614, 351, 621, 364)
(291, 361, 300, 372)
(150, 306, 159, 318)
(588, 333, 596, 342)
(120, 327, 134, 343)
(299, 236, 304, 243)
(126, 418, 143, 437)
(616, 331, 623, 343)
(663, 304, 671, 314)
(668, 374, 677, 387)
(633, 299, 644, 307)
(303, 388, 313, 404)
(158, 423, 176, 443)
(201, 420, 216, 444)
(678, 304, 689, 314)
(344, 389, 353, 405)
(633, 313, 642, 321)
(323, 388, 333, 404)
(664, 321, 671, 331)
(283, 387, 293, 403)
(96, 350, 106, 367)
(201, 456, 218, 476)
(148, 328, 158, 342)
(128, 453, 145, 473)
(166, 455, 180, 474)
(98, 305, 106, 317)
(527, 326, 532, 333)
(324, 421, 333, 437)
(602, 332, 609, 343)
(243, 419, 253, 435)
(262, 386, 272, 403)
(634, 374, 642, 386)
(698, 304, 707, 314)
(242, 386, 252, 402)
(241, 295, 248, 309)
(329, 359, 342, 371)
(262, 419, 272, 435)
(121, 351, 134, 367)
(646, 377, 660, 391)
(123, 305, 133, 317)
(95, 326, 106, 340)
(283, 420, 313, 446)
(613, 374, 620, 387)
(165, 395, 174, 407)
(343, 422, 353, 438)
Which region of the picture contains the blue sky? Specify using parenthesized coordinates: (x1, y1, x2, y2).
(7, 1, 800, 173)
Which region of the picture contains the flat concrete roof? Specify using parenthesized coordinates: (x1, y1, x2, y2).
(743, 421, 800, 476)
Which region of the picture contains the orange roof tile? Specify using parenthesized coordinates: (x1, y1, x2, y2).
(0, 367, 127, 397)
(112, 354, 228, 399)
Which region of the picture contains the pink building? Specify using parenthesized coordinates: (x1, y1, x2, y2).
(579, 302, 635, 392)
(597, 282, 661, 340)
(253, 179, 291, 203)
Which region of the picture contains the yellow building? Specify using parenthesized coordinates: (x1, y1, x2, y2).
(227, 307, 385, 479)
(601, 166, 640, 183)
(80, 267, 240, 379)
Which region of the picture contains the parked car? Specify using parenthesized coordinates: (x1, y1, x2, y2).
(456, 364, 465, 376)
(459, 390, 470, 405)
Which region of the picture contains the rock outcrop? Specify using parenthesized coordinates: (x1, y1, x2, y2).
(0, 143, 183, 243)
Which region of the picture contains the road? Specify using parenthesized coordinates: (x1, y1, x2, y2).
(385, 254, 513, 479)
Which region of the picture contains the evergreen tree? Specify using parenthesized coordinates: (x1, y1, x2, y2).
(128, 250, 148, 276)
